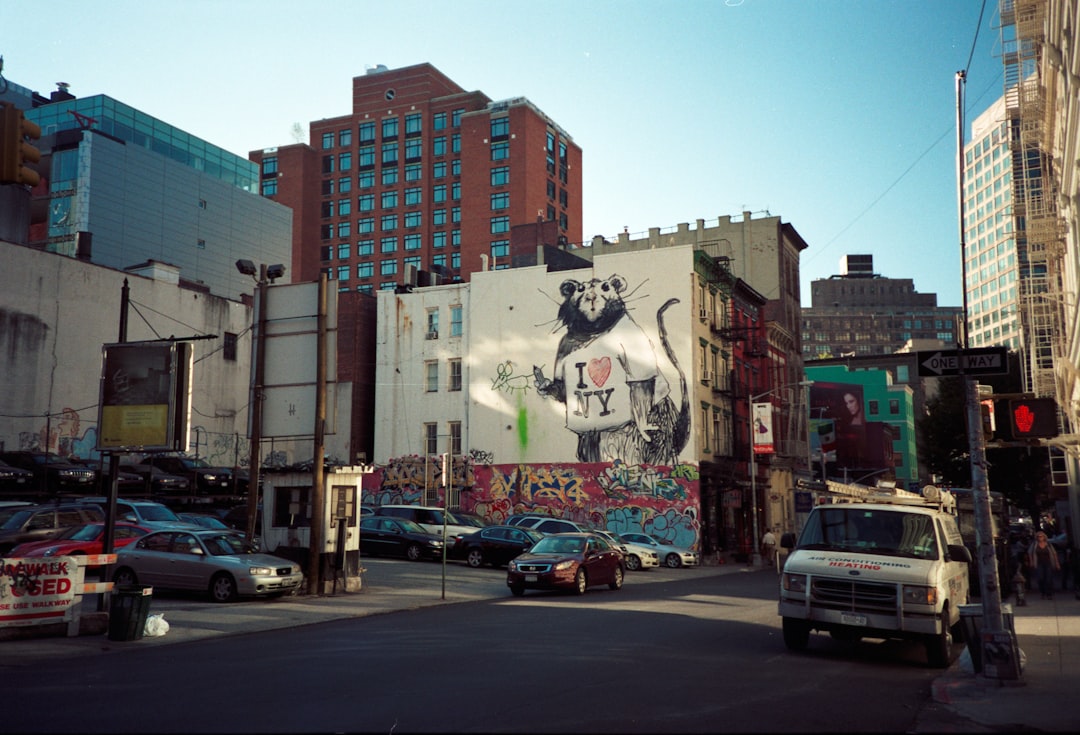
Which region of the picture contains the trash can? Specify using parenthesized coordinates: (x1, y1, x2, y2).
(108, 585, 153, 642)
(958, 603, 1015, 673)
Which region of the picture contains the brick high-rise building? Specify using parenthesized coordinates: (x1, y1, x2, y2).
(251, 63, 582, 292)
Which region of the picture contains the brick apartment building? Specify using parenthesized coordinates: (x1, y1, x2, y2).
(250, 63, 582, 291)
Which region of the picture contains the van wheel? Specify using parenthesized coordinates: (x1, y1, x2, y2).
(782, 617, 811, 650)
(926, 605, 953, 668)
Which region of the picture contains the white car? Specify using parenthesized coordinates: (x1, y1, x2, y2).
(594, 529, 659, 571)
(619, 532, 700, 568)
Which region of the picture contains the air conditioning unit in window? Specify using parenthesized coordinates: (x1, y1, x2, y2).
(426, 330, 438, 340)
(701, 370, 713, 385)
(698, 308, 709, 322)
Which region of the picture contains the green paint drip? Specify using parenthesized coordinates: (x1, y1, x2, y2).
(517, 407, 529, 448)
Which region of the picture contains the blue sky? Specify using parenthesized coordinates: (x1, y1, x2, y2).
(5, 0, 1001, 306)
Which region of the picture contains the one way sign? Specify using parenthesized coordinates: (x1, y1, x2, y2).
(917, 347, 1009, 377)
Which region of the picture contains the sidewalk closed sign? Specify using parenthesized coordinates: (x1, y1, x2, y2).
(0, 558, 77, 627)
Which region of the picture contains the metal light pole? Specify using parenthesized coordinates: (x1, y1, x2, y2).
(749, 380, 813, 566)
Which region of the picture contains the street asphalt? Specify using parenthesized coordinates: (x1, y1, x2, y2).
(2, 560, 1076, 732)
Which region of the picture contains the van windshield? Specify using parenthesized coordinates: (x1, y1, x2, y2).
(798, 507, 939, 559)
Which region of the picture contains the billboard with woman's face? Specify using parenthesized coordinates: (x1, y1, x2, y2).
(809, 382, 894, 479)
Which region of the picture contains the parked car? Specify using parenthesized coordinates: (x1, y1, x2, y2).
(448, 509, 487, 528)
(137, 455, 240, 495)
(619, 532, 700, 568)
(0, 459, 35, 494)
(178, 512, 232, 531)
(76, 498, 196, 530)
(0, 503, 105, 554)
(517, 516, 594, 536)
(10, 521, 150, 559)
(450, 525, 545, 568)
(0, 500, 34, 525)
(374, 505, 475, 544)
(594, 529, 659, 571)
(118, 462, 191, 496)
(113, 529, 302, 602)
(359, 516, 445, 561)
(506, 532, 625, 596)
(0, 451, 98, 494)
(67, 458, 144, 494)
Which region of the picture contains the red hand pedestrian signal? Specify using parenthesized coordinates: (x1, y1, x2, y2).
(1007, 398, 1058, 438)
(1013, 404, 1035, 433)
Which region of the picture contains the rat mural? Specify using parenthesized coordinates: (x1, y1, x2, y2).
(533, 275, 689, 465)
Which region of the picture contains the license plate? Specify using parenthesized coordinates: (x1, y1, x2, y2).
(841, 612, 867, 626)
(525, 574, 538, 582)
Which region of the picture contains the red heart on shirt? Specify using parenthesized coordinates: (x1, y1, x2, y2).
(588, 357, 611, 387)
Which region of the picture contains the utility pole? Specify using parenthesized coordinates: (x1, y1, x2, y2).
(308, 272, 328, 595)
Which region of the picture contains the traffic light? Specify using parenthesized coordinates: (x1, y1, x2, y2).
(0, 101, 42, 186)
(1007, 397, 1058, 439)
(979, 399, 996, 441)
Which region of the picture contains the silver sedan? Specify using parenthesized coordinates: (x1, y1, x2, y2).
(618, 532, 700, 568)
(113, 529, 303, 602)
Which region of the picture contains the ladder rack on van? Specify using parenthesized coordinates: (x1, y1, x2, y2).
(826, 485, 957, 514)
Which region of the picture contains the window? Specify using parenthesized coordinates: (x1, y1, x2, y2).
(490, 116, 509, 140)
(491, 141, 509, 160)
(405, 113, 422, 136)
(359, 122, 376, 143)
(449, 421, 462, 455)
(404, 233, 422, 251)
(452, 134, 460, 154)
(433, 208, 447, 226)
(433, 184, 447, 203)
(427, 309, 440, 335)
(322, 132, 335, 149)
(336, 265, 349, 281)
(491, 166, 509, 186)
(357, 240, 375, 256)
(381, 118, 398, 140)
(490, 216, 510, 234)
(433, 161, 447, 179)
(358, 194, 375, 212)
(452, 108, 464, 127)
(223, 332, 238, 361)
(322, 156, 334, 174)
(433, 136, 447, 156)
(452, 231, 461, 248)
(450, 305, 463, 337)
(358, 217, 375, 234)
(403, 255, 421, 271)
(338, 198, 351, 217)
(321, 201, 335, 218)
(382, 142, 398, 166)
(321, 245, 333, 261)
(451, 182, 460, 200)
(336, 222, 350, 239)
(424, 423, 439, 454)
(381, 214, 397, 231)
(451, 252, 460, 269)
(381, 236, 397, 253)
(381, 190, 398, 209)
(433, 112, 447, 131)
(358, 171, 375, 189)
(405, 187, 422, 206)
(338, 152, 352, 171)
(262, 157, 278, 175)
(889, 399, 900, 415)
(381, 167, 398, 186)
(339, 128, 352, 147)
(356, 262, 374, 279)
(337, 243, 350, 259)
(433, 231, 447, 249)
(380, 259, 398, 276)
(452, 159, 461, 176)
(261, 179, 277, 196)
(490, 240, 509, 258)
(405, 163, 422, 182)
(490, 192, 509, 210)
(358, 146, 375, 168)
(338, 176, 352, 193)
(426, 361, 439, 392)
(432, 254, 447, 269)
(405, 138, 422, 161)
(404, 210, 422, 228)
(451, 206, 461, 223)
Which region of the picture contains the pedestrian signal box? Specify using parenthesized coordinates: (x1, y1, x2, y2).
(1006, 398, 1058, 439)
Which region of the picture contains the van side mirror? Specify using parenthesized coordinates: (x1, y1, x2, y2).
(781, 532, 797, 550)
(947, 544, 973, 563)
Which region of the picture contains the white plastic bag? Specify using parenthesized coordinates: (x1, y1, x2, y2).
(144, 613, 170, 637)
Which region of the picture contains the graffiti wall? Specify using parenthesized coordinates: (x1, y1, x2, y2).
(362, 460, 702, 551)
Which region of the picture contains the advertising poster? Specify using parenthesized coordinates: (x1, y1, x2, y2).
(0, 557, 77, 627)
(808, 382, 895, 478)
(98, 342, 192, 451)
(751, 401, 775, 455)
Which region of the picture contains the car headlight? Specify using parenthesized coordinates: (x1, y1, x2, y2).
(508, 560, 518, 572)
(204, 473, 220, 482)
(553, 559, 576, 571)
(42, 547, 61, 557)
(902, 585, 937, 606)
(782, 573, 807, 593)
(249, 566, 273, 576)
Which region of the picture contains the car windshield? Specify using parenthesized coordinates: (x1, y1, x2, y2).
(397, 519, 427, 534)
(201, 533, 251, 555)
(530, 536, 585, 554)
(182, 458, 212, 469)
(140, 505, 181, 522)
(67, 524, 103, 541)
(798, 507, 939, 559)
(2, 510, 34, 530)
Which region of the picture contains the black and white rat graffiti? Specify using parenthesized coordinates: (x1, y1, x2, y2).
(533, 275, 689, 465)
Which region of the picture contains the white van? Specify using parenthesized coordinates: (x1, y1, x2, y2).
(777, 487, 972, 668)
(374, 505, 476, 543)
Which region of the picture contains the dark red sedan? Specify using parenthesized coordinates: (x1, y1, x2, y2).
(506, 532, 625, 596)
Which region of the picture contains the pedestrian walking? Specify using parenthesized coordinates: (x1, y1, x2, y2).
(1026, 531, 1060, 599)
(761, 528, 777, 567)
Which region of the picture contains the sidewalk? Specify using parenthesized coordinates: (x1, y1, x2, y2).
(918, 592, 1080, 733)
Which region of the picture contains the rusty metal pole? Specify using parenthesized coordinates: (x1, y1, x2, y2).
(307, 273, 328, 594)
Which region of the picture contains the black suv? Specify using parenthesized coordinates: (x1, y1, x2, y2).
(0, 502, 104, 554)
(137, 455, 241, 495)
(0, 451, 98, 494)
